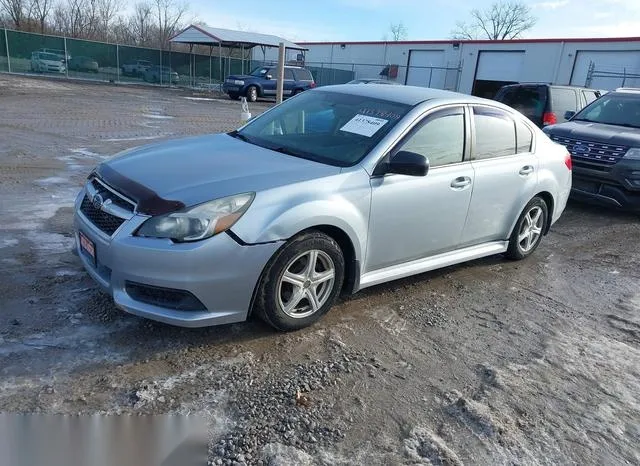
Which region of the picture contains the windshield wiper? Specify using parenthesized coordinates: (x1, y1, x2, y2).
(571, 118, 595, 123)
(228, 130, 254, 144)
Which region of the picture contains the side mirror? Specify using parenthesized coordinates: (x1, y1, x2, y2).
(564, 110, 576, 120)
(386, 151, 429, 176)
(266, 74, 273, 80)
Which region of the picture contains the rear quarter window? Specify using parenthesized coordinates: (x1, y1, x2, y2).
(496, 86, 547, 122)
(294, 69, 314, 81)
(551, 89, 578, 122)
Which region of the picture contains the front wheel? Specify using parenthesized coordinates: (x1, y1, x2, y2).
(255, 232, 345, 331)
(505, 196, 548, 260)
(246, 85, 258, 102)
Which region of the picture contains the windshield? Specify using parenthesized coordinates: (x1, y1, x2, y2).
(250, 67, 270, 77)
(39, 53, 61, 61)
(573, 93, 640, 128)
(235, 90, 412, 166)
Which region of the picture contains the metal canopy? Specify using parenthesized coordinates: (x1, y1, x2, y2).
(170, 24, 306, 50)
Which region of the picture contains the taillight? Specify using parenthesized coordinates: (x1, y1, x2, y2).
(310, 82, 316, 88)
(543, 112, 557, 126)
(564, 152, 572, 170)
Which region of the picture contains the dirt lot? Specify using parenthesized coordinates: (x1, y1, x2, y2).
(0, 74, 639, 465)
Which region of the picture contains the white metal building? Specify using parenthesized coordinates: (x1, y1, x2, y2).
(257, 37, 640, 96)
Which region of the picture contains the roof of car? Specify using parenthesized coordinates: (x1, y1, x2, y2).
(500, 83, 599, 91)
(316, 84, 487, 106)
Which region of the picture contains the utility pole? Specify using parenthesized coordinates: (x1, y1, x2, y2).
(276, 42, 285, 104)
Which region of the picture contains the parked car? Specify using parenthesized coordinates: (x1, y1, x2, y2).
(68, 56, 99, 73)
(143, 65, 179, 84)
(121, 60, 153, 77)
(494, 83, 603, 128)
(543, 88, 640, 210)
(74, 85, 571, 331)
(37, 48, 70, 62)
(347, 78, 400, 85)
(223, 65, 316, 102)
(30, 52, 65, 74)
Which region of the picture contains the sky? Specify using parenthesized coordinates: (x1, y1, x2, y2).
(188, 0, 640, 42)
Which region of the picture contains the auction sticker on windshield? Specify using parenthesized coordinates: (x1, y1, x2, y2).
(340, 114, 388, 137)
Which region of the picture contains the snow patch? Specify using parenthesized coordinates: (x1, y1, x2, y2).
(104, 136, 161, 142)
(70, 148, 102, 158)
(26, 231, 75, 253)
(184, 96, 216, 102)
(142, 113, 174, 120)
(36, 176, 68, 185)
(0, 239, 19, 249)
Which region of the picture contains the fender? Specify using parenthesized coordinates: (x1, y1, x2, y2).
(230, 172, 372, 262)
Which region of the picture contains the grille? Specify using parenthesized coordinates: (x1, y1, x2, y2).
(126, 282, 207, 311)
(80, 195, 125, 235)
(551, 135, 628, 169)
(89, 178, 135, 211)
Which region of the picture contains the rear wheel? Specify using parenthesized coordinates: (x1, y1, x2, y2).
(505, 196, 548, 260)
(246, 85, 258, 102)
(255, 232, 345, 331)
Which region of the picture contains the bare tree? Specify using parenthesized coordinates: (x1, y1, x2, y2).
(31, 0, 54, 33)
(452, 1, 537, 40)
(0, 0, 30, 29)
(127, 1, 154, 45)
(389, 22, 407, 41)
(153, 0, 187, 48)
(96, 0, 121, 38)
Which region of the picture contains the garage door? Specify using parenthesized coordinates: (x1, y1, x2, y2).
(405, 50, 445, 88)
(475, 51, 525, 82)
(570, 50, 640, 90)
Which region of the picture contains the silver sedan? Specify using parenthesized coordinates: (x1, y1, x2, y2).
(73, 85, 572, 331)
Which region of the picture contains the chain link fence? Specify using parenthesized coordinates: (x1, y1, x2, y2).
(585, 61, 640, 90)
(0, 28, 462, 93)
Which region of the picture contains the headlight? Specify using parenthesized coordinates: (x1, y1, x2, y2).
(623, 148, 640, 160)
(233, 80, 245, 85)
(136, 193, 255, 242)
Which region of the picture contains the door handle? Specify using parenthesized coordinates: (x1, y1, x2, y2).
(450, 176, 472, 189)
(519, 165, 535, 176)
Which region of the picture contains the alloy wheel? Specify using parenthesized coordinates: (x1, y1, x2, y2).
(518, 206, 544, 252)
(277, 250, 336, 319)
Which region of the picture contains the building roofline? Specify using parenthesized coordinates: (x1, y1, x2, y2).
(299, 37, 640, 46)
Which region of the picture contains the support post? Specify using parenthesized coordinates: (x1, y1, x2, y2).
(159, 47, 163, 86)
(116, 44, 120, 82)
(209, 45, 213, 86)
(219, 42, 222, 86)
(276, 42, 285, 104)
(64, 37, 68, 78)
(4, 29, 11, 73)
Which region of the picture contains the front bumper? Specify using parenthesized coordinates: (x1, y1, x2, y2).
(222, 83, 243, 94)
(73, 190, 282, 327)
(571, 159, 640, 210)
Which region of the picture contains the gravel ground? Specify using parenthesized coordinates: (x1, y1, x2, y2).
(0, 74, 639, 465)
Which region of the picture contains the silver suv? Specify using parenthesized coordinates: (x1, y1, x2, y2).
(74, 85, 572, 331)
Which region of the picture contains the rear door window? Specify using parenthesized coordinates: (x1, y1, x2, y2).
(284, 68, 295, 80)
(551, 88, 578, 122)
(294, 69, 314, 81)
(496, 86, 547, 124)
(472, 106, 516, 160)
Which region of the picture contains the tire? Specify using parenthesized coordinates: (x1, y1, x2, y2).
(292, 88, 303, 96)
(505, 196, 549, 260)
(246, 85, 258, 102)
(255, 232, 345, 331)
